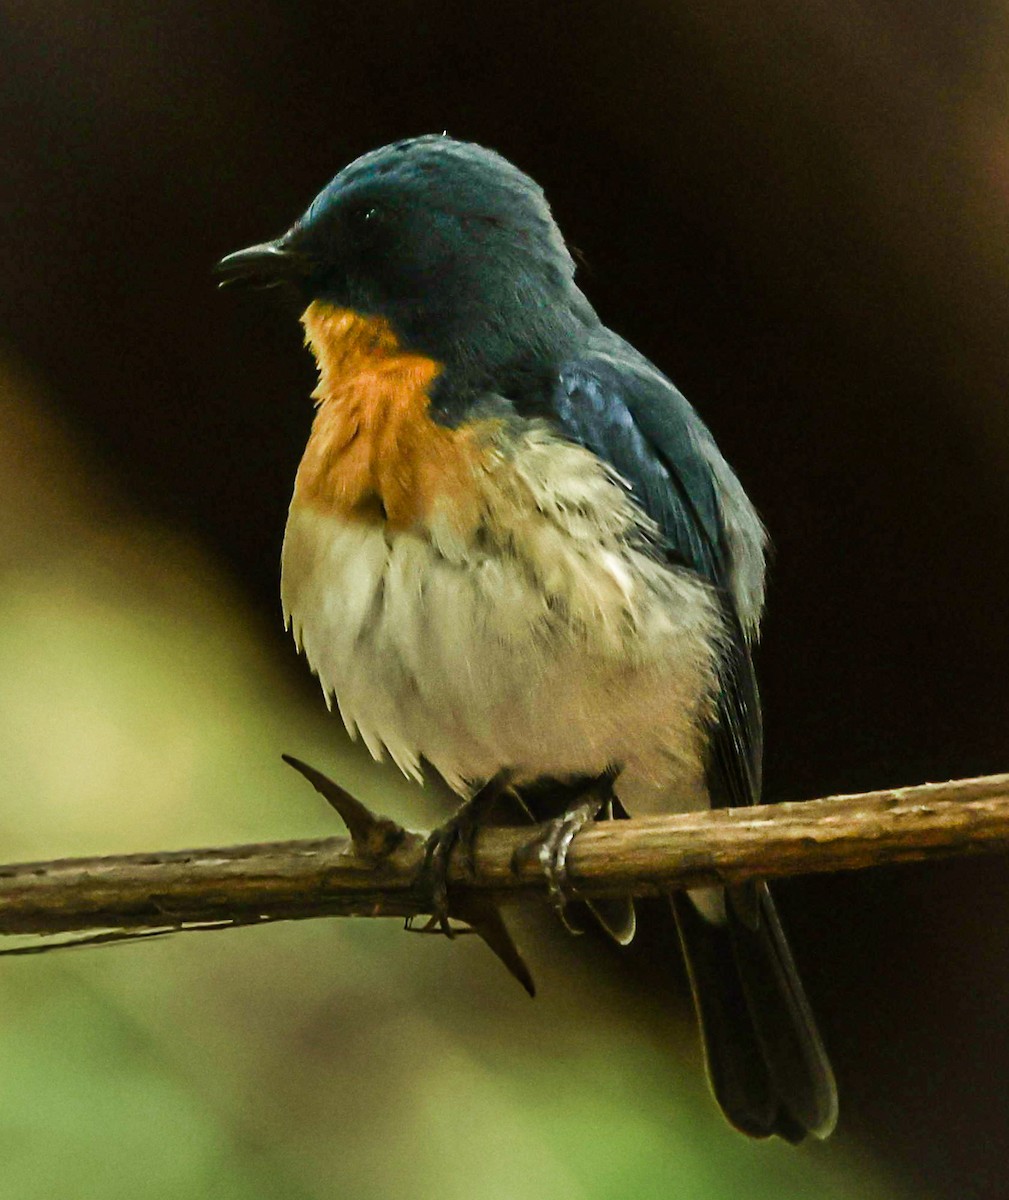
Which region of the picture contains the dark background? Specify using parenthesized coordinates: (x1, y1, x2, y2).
(3, 2, 1009, 1195)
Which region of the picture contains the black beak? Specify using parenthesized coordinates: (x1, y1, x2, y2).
(215, 240, 310, 289)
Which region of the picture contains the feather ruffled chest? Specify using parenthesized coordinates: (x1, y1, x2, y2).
(282, 319, 722, 811)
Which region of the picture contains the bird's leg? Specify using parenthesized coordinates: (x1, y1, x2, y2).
(408, 770, 514, 939)
(514, 773, 616, 935)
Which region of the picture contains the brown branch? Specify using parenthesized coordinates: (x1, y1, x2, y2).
(1, 773, 1008, 948)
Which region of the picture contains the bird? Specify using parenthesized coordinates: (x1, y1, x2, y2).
(216, 134, 838, 1142)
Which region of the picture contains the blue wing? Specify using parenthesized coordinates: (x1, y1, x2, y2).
(545, 342, 837, 1141)
(547, 339, 764, 811)
(547, 345, 839, 1142)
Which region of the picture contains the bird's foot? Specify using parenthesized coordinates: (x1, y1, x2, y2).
(406, 771, 513, 939)
(514, 795, 603, 935)
(408, 813, 469, 940)
(405, 771, 536, 996)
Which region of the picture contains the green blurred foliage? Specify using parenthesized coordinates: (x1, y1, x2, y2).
(0, 363, 907, 1199)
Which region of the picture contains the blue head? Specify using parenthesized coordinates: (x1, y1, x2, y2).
(218, 136, 595, 389)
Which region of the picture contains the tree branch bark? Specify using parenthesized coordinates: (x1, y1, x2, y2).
(1, 773, 1008, 948)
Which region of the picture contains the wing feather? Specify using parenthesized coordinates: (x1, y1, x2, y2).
(541, 340, 836, 1140)
(548, 342, 762, 811)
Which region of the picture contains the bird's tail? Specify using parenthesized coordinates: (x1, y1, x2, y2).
(671, 882, 838, 1142)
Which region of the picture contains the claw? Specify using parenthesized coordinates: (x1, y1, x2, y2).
(411, 821, 461, 938)
(513, 785, 613, 934)
(541, 799, 598, 934)
(282, 754, 406, 860)
(408, 769, 514, 938)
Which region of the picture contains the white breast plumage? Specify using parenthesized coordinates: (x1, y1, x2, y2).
(282, 422, 723, 815)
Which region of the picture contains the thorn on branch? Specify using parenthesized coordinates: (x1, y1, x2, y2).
(282, 754, 407, 859)
(283, 755, 538, 995)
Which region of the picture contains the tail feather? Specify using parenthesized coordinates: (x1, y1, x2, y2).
(672, 885, 837, 1142)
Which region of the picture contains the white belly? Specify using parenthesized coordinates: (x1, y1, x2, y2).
(281, 429, 723, 816)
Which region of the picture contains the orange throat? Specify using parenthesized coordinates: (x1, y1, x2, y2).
(294, 302, 485, 532)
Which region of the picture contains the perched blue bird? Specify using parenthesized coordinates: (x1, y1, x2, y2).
(217, 135, 837, 1141)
